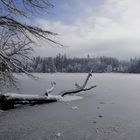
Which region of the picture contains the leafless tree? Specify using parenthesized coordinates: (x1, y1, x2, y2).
(0, 0, 60, 88)
(0, 30, 33, 88)
(0, 1, 97, 110)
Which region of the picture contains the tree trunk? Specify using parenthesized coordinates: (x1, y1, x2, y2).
(0, 93, 59, 110)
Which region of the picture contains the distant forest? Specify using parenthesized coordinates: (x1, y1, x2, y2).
(25, 54, 140, 73)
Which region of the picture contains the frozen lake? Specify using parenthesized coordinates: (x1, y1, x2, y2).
(1, 73, 140, 140)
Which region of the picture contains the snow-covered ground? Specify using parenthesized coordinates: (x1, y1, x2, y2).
(1, 73, 140, 140)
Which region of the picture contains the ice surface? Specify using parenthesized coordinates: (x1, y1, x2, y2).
(59, 95, 83, 102)
(71, 106, 79, 110)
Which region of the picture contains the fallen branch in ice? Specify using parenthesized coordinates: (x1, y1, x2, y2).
(0, 93, 61, 110)
(0, 71, 96, 110)
(45, 82, 56, 96)
(60, 70, 96, 96)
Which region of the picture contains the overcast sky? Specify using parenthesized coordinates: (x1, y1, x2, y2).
(33, 0, 140, 60)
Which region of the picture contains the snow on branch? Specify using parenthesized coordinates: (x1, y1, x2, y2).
(0, 92, 61, 110)
(0, 30, 36, 88)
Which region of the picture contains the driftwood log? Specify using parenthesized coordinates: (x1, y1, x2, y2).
(0, 72, 96, 110)
(0, 93, 60, 110)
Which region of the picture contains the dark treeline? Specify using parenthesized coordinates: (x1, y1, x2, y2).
(26, 54, 140, 73)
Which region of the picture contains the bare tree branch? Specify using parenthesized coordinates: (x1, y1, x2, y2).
(0, 0, 63, 88)
(45, 82, 56, 95)
(0, 31, 35, 87)
(0, 0, 54, 16)
(60, 71, 97, 96)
